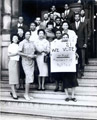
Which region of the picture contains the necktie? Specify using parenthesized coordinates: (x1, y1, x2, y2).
(65, 10, 68, 16)
(76, 22, 79, 30)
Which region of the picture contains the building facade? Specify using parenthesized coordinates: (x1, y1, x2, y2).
(0, 0, 97, 80)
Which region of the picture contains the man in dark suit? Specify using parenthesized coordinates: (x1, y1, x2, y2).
(54, 17, 62, 33)
(80, 9, 91, 64)
(11, 16, 28, 35)
(64, 4, 74, 23)
(71, 13, 87, 77)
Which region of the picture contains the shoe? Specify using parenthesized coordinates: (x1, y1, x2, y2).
(37, 88, 41, 91)
(17, 87, 24, 90)
(61, 89, 65, 92)
(54, 88, 59, 92)
(24, 94, 30, 101)
(42, 88, 45, 91)
(30, 96, 34, 99)
(71, 98, 77, 102)
(10, 92, 18, 100)
(65, 97, 70, 102)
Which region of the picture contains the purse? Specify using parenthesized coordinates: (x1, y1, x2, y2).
(44, 53, 50, 63)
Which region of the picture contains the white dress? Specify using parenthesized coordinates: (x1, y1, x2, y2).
(8, 43, 19, 85)
(34, 39, 50, 77)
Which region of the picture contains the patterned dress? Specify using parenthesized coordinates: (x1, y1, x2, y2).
(34, 39, 50, 77)
(19, 39, 35, 83)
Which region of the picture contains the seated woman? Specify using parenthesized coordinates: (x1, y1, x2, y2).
(34, 29, 50, 90)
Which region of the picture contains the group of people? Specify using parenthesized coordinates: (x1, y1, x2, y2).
(8, 4, 91, 102)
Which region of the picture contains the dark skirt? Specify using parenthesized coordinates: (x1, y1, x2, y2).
(62, 72, 78, 88)
(19, 57, 25, 79)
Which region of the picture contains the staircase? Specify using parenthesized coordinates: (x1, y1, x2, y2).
(0, 58, 97, 120)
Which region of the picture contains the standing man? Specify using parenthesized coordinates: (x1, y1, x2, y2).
(17, 16, 28, 32)
(80, 9, 91, 64)
(64, 4, 74, 23)
(48, 5, 60, 20)
(35, 17, 41, 31)
(71, 13, 87, 77)
(11, 16, 28, 35)
(54, 17, 62, 33)
(29, 22, 38, 42)
(41, 13, 49, 29)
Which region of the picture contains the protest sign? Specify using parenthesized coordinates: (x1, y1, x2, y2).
(50, 41, 76, 72)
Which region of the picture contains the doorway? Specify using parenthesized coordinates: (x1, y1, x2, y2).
(21, 0, 97, 58)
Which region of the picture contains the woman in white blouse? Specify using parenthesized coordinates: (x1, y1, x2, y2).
(8, 35, 20, 99)
(34, 29, 50, 90)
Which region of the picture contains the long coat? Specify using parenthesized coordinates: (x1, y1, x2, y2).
(71, 22, 87, 49)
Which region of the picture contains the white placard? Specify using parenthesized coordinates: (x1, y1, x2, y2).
(50, 41, 76, 72)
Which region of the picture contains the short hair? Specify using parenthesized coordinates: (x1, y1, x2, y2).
(62, 33, 69, 38)
(62, 20, 70, 27)
(18, 16, 23, 18)
(37, 29, 46, 35)
(55, 30, 62, 34)
(74, 12, 80, 16)
(35, 17, 41, 20)
(18, 27, 24, 30)
(55, 16, 61, 21)
(11, 34, 18, 38)
(25, 30, 31, 35)
(11, 34, 18, 43)
(46, 22, 54, 27)
(30, 22, 37, 27)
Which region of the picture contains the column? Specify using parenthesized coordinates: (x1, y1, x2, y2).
(1, 0, 20, 79)
(1, 0, 12, 78)
(0, 0, 2, 79)
(11, 0, 19, 27)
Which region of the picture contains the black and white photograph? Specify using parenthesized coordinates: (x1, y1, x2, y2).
(0, 0, 97, 120)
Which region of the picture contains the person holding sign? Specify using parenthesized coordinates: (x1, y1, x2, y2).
(52, 30, 64, 92)
(62, 21, 77, 44)
(50, 33, 78, 102)
(62, 33, 78, 102)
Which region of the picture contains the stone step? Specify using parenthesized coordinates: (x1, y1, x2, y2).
(1, 78, 97, 85)
(1, 97, 97, 120)
(85, 59, 97, 65)
(1, 81, 97, 88)
(1, 113, 76, 120)
(84, 65, 97, 72)
(83, 71, 97, 76)
(1, 78, 97, 84)
(1, 86, 97, 96)
(1, 82, 97, 92)
(82, 75, 97, 79)
(1, 90, 97, 102)
(85, 66, 97, 70)
(1, 72, 97, 82)
(84, 69, 97, 72)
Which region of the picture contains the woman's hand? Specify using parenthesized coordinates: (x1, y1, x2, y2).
(33, 55, 37, 59)
(27, 54, 37, 59)
(8, 52, 18, 57)
(27, 55, 33, 59)
(75, 53, 79, 59)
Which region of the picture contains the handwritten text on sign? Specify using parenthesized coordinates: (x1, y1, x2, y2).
(50, 41, 76, 72)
